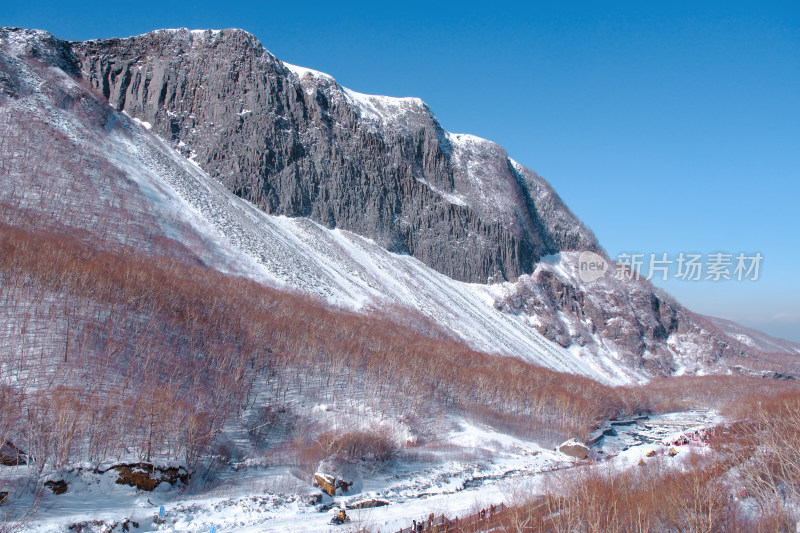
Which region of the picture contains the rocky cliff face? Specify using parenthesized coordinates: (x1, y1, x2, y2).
(70, 28, 597, 283)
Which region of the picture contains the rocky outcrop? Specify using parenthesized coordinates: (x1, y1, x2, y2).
(109, 463, 190, 491)
(493, 253, 754, 376)
(314, 472, 337, 497)
(558, 439, 590, 459)
(315, 452, 362, 496)
(66, 28, 597, 283)
(45, 479, 68, 495)
(347, 499, 390, 509)
(0, 441, 27, 466)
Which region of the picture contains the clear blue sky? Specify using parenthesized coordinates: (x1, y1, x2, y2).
(4, 1, 799, 342)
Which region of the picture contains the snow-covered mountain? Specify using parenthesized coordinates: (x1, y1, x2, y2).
(4, 26, 800, 533)
(0, 27, 778, 384)
(0, 27, 630, 383)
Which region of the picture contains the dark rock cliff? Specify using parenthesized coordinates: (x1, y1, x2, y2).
(69, 28, 597, 283)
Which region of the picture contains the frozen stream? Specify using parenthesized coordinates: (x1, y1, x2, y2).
(10, 410, 722, 533)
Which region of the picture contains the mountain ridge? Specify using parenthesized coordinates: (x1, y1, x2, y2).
(704, 315, 800, 356)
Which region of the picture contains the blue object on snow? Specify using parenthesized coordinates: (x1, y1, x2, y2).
(210, 525, 217, 533)
(158, 505, 165, 518)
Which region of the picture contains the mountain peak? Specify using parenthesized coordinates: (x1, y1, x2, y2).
(0, 27, 79, 75)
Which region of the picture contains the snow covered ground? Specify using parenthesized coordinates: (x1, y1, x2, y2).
(9, 410, 720, 532)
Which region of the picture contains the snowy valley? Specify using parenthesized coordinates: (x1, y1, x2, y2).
(1, 27, 799, 532)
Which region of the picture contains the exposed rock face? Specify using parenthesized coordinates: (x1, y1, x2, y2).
(69, 28, 597, 283)
(0, 441, 27, 466)
(316, 454, 360, 495)
(44, 479, 68, 495)
(109, 463, 190, 491)
(347, 499, 390, 509)
(314, 472, 337, 497)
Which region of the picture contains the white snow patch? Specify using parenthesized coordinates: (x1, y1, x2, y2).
(342, 88, 425, 123)
(132, 117, 152, 130)
(282, 62, 336, 83)
(415, 177, 468, 207)
(447, 132, 494, 147)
